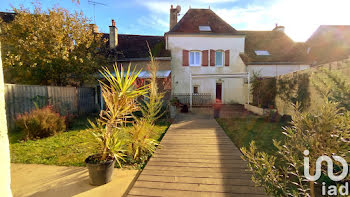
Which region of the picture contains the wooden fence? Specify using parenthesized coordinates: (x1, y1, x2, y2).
(173, 93, 212, 106)
(5, 84, 98, 130)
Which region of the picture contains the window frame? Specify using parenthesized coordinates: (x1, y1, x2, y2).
(189, 51, 201, 67)
(215, 50, 224, 67)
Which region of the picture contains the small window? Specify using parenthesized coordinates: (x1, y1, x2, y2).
(255, 50, 270, 56)
(215, 51, 224, 66)
(193, 86, 199, 94)
(199, 26, 211, 31)
(189, 51, 201, 66)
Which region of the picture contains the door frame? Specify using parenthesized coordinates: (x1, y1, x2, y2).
(215, 82, 223, 103)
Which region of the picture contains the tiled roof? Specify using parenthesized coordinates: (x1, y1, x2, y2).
(307, 25, 350, 64)
(167, 9, 240, 35)
(239, 30, 311, 65)
(101, 33, 170, 60)
(0, 12, 16, 23)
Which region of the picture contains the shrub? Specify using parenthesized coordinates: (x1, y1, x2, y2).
(16, 106, 66, 140)
(241, 99, 350, 196)
(251, 73, 276, 108)
(126, 119, 158, 162)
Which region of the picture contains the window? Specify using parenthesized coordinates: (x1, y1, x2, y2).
(215, 51, 224, 66)
(255, 50, 270, 56)
(193, 86, 199, 94)
(189, 51, 201, 66)
(199, 26, 211, 32)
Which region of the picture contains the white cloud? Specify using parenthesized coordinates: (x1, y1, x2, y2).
(138, 14, 169, 32)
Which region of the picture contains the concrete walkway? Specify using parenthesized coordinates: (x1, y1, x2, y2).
(11, 164, 138, 197)
(127, 111, 266, 196)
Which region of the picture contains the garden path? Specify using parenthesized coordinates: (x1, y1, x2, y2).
(127, 106, 266, 196)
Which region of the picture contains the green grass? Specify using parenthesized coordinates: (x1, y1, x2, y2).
(9, 116, 170, 167)
(216, 115, 286, 155)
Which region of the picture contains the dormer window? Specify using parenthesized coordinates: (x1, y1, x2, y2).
(199, 26, 211, 32)
(255, 50, 270, 56)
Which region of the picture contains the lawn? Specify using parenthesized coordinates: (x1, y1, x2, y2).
(216, 115, 286, 155)
(9, 116, 170, 167)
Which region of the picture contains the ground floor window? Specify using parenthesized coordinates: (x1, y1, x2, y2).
(193, 86, 199, 94)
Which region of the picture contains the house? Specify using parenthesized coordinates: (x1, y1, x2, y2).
(96, 20, 172, 108)
(307, 25, 350, 65)
(164, 6, 310, 105)
(0, 9, 315, 106)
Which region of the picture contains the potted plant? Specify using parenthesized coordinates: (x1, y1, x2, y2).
(85, 65, 148, 186)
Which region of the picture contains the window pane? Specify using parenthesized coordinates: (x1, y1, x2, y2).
(195, 52, 200, 64)
(189, 52, 194, 64)
(216, 51, 223, 66)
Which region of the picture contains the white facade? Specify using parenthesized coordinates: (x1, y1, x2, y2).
(166, 34, 249, 104)
(247, 64, 310, 77)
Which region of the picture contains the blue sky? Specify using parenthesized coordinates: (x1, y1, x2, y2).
(1, 0, 350, 41)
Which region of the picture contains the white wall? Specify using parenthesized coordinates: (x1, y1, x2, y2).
(167, 34, 248, 104)
(247, 64, 310, 77)
(0, 43, 12, 196)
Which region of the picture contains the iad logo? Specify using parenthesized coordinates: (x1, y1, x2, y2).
(303, 150, 348, 181)
(303, 150, 349, 196)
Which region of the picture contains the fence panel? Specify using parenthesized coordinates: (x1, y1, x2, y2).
(5, 84, 97, 130)
(78, 87, 97, 115)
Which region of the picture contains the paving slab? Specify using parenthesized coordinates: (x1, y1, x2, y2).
(11, 163, 138, 197)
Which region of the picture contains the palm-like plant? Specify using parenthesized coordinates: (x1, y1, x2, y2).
(91, 65, 148, 163)
(127, 119, 158, 161)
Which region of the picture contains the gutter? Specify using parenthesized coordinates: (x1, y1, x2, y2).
(117, 57, 171, 62)
(246, 62, 310, 65)
(164, 32, 246, 37)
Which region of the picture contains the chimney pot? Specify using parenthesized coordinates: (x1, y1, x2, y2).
(169, 5, 181, 30)
(109, 20, 118, 49)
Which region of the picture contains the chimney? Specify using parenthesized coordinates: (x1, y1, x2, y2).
(109, 19, 118, 49)
(273, 24, 285, 32)
(170, 5, 181, 30)
(89, 24, 99, 33)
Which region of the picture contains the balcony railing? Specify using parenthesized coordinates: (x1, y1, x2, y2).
(172, 93, 212, 106)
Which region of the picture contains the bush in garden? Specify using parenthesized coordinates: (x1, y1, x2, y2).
(15, 106, 66, 140)
(251, 72, 276, 108)
(126, 119, 158, 162)
(241, 99, 350, 197)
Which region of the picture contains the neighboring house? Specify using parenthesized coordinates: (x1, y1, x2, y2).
(164, 6, 310, 104)
(307, 25, 350, 65)
(97, 20, 172, 108)
(241, 30, 310, 77)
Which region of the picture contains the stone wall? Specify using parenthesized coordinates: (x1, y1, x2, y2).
(275, 57, 350, 115)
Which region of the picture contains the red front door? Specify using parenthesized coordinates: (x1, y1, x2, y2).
(216, 83, 222, 103)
